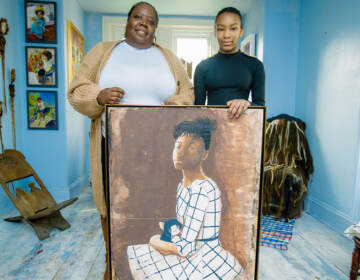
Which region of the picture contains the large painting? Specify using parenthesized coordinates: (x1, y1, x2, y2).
(67, 20, 84, 86)
(106, 106, 265, 280)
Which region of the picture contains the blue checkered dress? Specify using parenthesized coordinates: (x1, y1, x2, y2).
(127, 178, 243, 279)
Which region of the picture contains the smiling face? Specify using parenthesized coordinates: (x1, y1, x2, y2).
(215, 12, 244, 54)
(125, 3, 157, 49)
(172, 134, 208, 171)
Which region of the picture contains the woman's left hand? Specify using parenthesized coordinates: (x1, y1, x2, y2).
(227, 99, 250, 119)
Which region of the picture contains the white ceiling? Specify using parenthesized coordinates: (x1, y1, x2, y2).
(76, 0, 253, 16)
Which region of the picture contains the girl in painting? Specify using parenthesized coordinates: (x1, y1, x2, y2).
(29, 5, 46, 40)
(127, 118, 243, 280)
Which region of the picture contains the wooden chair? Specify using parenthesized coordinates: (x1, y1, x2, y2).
(0, 149, 77, 240)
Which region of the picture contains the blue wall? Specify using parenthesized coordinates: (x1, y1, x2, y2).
(296, 0, 360, 232)
(241, 0, 265, 60)
(263, 0, 300, 117)
(0, 0, 22, 215)
(0, 0, 89, 215)
(84, 13, 103, 53)
(63, 0, 89, 197)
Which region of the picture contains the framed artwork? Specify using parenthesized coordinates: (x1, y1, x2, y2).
(241, 33, 256, 57)
(106, 105, 266, 280)
(26, 46, 57, 87)
(27, 90, 58, 130)
(25, 1, 56, 43)
(67, 21, 84, 86)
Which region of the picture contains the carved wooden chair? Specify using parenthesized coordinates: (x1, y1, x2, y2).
(0, 149, 77, 240)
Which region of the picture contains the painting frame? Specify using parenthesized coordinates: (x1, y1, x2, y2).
(25, 46, 57, 87)
(105, 105, 266, 280)
(26, 90, 58, 130)
(25, 0, 57, 44)
(241, 33, 256, 57)
(67, 20, 84, 86)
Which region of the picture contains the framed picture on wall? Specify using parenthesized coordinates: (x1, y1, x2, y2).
(241, 33, 256, 57)
(67, 20, 84, 86)
(25, 0, 57, 43)
(26, 90, 58, 130)
(26, 46, 57, 87)
(106, 105, 266, 280)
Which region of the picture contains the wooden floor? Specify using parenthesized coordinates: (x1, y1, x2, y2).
(0, 185, 354, 280)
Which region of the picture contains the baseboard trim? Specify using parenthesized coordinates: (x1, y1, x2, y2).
(69, 174, 90, 198)
(306, 195, 355, 234)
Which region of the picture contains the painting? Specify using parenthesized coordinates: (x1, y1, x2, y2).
(106, 106, 266, 280)
(27, 90, 58, 130)
(241, 33, 256, 57)
(26, 46, 57, 87)
(67, 21, 84, 86)
(25, 1, 56, 43)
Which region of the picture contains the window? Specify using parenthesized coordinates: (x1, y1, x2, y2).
(176, 37, 209, 80)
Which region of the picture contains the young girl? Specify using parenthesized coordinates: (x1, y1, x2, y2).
(29, 5, 46, 40)
(194, 7, 265, 119)
(127, 118, 243, 280)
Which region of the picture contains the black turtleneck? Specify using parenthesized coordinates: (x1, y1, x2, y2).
(194, 51, 265, 106)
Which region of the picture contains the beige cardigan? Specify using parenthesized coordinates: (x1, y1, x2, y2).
(67, 40, 194, 216)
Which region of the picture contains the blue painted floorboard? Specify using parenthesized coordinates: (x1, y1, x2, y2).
(0, 185, 353, 279)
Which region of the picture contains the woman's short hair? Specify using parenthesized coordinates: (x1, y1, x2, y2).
(173, 118, 216, 151)
(215, 7, 243, 25)
(127, 1, 159, 27)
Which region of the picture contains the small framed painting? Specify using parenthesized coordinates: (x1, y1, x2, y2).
(27, 90, 58, 130)
(26, 46, 57, 87)
(67, 21, 84, 86)
(25, 1, 57, 43)
(241, 33, 256, 57)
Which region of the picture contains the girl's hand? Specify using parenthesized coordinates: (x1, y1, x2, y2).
(227, 99, 250, 119)
(149, 235, 178, 256)
(96, 87, 125, 105)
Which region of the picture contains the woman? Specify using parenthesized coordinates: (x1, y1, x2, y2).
(67, 2, 193, 279)
(194, 7, 265, 119)
(127, 118, 243, 280)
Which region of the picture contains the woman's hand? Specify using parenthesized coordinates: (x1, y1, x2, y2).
(149, 235, 178, 256)
(227, 99, 250, 119)
(96, 87, 125, 105)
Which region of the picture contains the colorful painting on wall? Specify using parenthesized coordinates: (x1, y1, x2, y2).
(27, 90, 58, 130)
(26, 46, 57, 87)
(25, 1, 56, 43)
(106, 106, 265, 280)
(67, 21, 84, 86)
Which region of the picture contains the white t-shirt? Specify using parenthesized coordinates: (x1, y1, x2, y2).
(99, 41, 176, 135)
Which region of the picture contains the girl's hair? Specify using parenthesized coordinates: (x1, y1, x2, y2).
(127, 1, 159, 27)
(215, 7, 243, 25)
(42, 51, 52, 60)
(173, 118, 216, 151)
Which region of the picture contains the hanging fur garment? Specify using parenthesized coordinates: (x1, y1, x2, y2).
(263, 114, 314, 218)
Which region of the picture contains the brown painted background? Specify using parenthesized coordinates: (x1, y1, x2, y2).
(107, 106, 264, 280)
